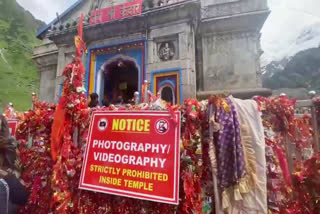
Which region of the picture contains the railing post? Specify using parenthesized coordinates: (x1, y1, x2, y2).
(134, 91, 140, 105)
(311, 105, 319, 153)
(285, 134, 294, 173)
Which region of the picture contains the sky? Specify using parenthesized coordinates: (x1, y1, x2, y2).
(16, 0, 78, 24)
(261, 0, 320, 63)
(17, 0, 320, 63)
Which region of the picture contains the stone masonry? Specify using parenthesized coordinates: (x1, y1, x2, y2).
(33, 0, 270, 103)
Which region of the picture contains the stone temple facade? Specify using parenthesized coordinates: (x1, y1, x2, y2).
(33, 0, 270, 105)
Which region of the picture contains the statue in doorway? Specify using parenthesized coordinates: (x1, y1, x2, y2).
(159, 41, 175, 61)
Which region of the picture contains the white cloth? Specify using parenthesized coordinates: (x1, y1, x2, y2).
(226, 97, 267, 214)
(208, 104, 224, 214)
(209, 138, 224, 214)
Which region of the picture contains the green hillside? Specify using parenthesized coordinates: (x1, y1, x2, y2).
(0, 0, 45, 112)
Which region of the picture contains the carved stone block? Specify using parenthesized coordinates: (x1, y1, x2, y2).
(201, 0, 240, 7)
(154, 35, 179, 62)
(202, 31, 261, 91)
(201, 0, 268, 19)
(158, 41, 175, 61)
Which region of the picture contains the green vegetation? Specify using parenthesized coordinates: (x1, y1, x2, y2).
(263, 47, 320, 94)
(0, 0, 45, 112)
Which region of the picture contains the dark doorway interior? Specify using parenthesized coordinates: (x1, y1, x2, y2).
(161, 86, 174, 105)
(103, 59, 138, 105)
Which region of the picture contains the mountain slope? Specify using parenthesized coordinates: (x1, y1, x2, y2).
(262, 22, 320, 67)
(261, 0, 320, 66)
(0, 0, 45, 112)
(263, 47, 320, 96)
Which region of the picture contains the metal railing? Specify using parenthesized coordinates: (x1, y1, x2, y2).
(295, 99, 319, 152)
(143, 0, 191, 10)
(285, 98, 319, 172)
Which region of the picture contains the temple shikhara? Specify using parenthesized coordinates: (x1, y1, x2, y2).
(33, 0, 270, 105)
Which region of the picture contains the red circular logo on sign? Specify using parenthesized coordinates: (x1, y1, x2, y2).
(98, 118, 108, 131)
(155, 119, 169, 135)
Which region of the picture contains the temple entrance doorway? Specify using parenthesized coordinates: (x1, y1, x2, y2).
(102, 58, 138, 105)
(160, 86, 175, 105)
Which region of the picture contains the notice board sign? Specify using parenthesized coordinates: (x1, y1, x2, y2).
(7, 119, 18, 137)
(79, 111, 181, 204)
(89, 0, 143, 25)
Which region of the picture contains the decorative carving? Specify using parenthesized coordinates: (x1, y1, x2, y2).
(158, 41, 175, 61)
(148, 0, 186, 8)
(201, 0, 240, 7)
(201, 0, 266, 19)
(154, 34, 178, 62)
(88, 0, 119, 14)
(202, 30, 263, 90)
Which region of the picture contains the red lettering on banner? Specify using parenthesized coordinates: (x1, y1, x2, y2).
(89, 0, 143, 25)
(79, 111, 181, 204)
(7, 119, 18, 137)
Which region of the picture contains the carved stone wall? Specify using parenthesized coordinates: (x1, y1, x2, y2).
(33, 39, 58, 103)
(39, 1, 199, 102)
(53, 45, 77, 102)
(39, 67, 57, 103)
(201, 31, 262, 91)
(201, 0, 268, 19)
(154, 35, 179, 62)
(34, 0, 269, 102)
(201, 0, 240, 7)
(147, 21, 196, 100)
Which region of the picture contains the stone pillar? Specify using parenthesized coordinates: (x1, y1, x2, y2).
(201, 31, 262, 91)
(33, 40, 58, 103)
(54, 45, 76, 102)
(197, 0, 270, 98)
(147, 21, 197, 102)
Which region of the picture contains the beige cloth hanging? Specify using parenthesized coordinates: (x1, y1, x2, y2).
(225, 97, 267, 214)
(208, 104, 224, 214)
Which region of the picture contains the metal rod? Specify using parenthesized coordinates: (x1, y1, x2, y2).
(311, 105, 319, 152)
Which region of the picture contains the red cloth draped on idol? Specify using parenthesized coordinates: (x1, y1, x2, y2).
(255, 95, 320, 214)
(49, 14, 91, 213)
(15, 13, 217, 213)
(284, 152, 320, 214)
(17, 14, 90, 214)
(254, 96, 295, 213)
(17, 97, 56, 213)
